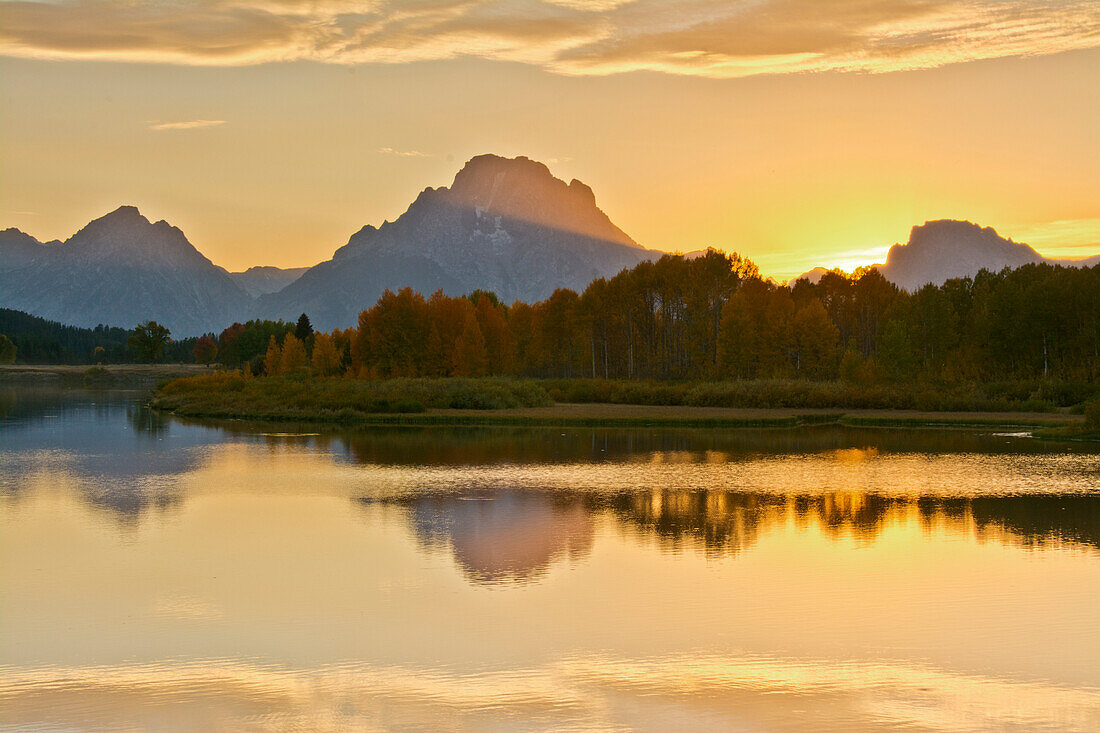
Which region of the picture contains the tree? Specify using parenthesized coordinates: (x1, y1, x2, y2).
(356, 288, 431, 377)
(0, 334, 15, 364)
(474, 294, 512, 375)
(279, 333, 308, 375)
(310, 332, 342, 376)
(295, 313, 314, 353)
(92, 346, 106, 364)
(127, 321, 171, 363)
(452, 312, 488, 376)
(193, 336, 218, 365)
(217, 320, 294, 367)
(792, 299, 839, 378)
(263, 335, 282, 376)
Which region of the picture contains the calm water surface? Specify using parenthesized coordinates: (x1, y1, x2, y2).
(1, 386, 1099, 732)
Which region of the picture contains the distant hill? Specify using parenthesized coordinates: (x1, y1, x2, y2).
(0, 206, 251, 337)
(260, 154, 657, 330)
(230, 265, 310, 297)
(874, 220, 1100, 290)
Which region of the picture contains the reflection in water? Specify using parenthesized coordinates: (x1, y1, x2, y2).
(3, 655, 1099, 733)
(3, 386, 1100, 732)
(371, 489, 1100, 578)
(600, 490, 1100, 556)
(379, 491, 594, 585)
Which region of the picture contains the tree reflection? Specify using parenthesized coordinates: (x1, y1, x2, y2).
(373, 488, 1100, 583)
(598, 490, 1100, 556)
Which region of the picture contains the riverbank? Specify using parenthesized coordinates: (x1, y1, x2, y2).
(150, 373, 1088, 432)
(0, 363, 216, 387)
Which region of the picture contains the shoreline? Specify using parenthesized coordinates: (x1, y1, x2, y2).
(0, 363, 215, 385)
(151, 399, 1085, 432)
(98, 371, 1092, 437)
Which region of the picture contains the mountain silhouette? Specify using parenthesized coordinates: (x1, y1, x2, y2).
(875, 220, 1100, 290)
(260, 154, 656, 330)
(787, 220, 1099, 290)
(0, 206, 250, 336)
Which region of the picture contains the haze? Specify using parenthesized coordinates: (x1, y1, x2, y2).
(1, 0, 1098, 280)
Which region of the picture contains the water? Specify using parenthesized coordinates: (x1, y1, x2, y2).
(1, 386, 1099, 732)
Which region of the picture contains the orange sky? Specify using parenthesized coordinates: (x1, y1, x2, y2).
(1, 1, 1098, 280)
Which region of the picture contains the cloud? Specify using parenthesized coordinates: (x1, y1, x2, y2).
(0, 1, 1098, 78)
(377, 146, 432, 157)
(147, 119, 227, 131)
(1005, 218, 1100, 259)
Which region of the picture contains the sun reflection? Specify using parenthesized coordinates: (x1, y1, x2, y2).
(832, 447, 880, 463)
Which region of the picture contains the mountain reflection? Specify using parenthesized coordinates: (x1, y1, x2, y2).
(366, 491, 594, 585)
(372, 489, 1100, 582)
(0, 388, 209, 525)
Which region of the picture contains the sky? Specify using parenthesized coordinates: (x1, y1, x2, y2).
(1, 0, 1098, 280)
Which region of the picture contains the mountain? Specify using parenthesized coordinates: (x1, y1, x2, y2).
(874, 220, 1100, 290)
(261, 154, 656, 330)
(230, 265, 310, 297)
(788, 266, 831, 285)
(0, 228, 60, 269)
(0, 206, 250, 336)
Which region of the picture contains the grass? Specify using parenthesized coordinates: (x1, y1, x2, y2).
(538, 378, 1094, 412)
(150, 374, 1091, 433)
(152, 373, 554, 422)
(0, 363, 215, 386)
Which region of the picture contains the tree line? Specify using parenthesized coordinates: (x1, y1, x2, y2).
(222, 251, 1099, 384)
(0, 308, 199, 365)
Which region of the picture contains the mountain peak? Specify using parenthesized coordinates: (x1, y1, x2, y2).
(440, 153, 638, 250)
(877, 219, 1044, 290)
(269, 153, 652, 329)
(100, 205, 147, 222)
(449, 154, 555, 201)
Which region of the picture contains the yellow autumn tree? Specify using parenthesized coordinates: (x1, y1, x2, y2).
(263, 335, 282, 376)
(310, 332, 342, 376)
(279, 333, 308, 375)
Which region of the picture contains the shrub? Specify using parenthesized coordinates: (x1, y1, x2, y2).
(1085, 398, 1100, 430)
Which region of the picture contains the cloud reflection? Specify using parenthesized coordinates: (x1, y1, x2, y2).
(2, 654, 1098, 732)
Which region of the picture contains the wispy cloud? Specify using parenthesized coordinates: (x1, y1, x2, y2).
(1005, 218, 1100, 259)
(0, 1, 1097, 78)
(377, 147, 432, 158)
(147, 119, 227, 131)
